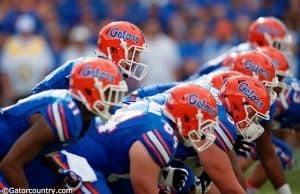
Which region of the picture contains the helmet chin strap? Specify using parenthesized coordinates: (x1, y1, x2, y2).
(106, 47, 113, 61)
(92, 101, 111, 121)
(176, 118, 193, 147)
(74, 90, 94, 113)
(95, 49, 108, 59)
(238, 104, 267, 141)
(224, 96, 232, 114)
(196, 110, 203, 120)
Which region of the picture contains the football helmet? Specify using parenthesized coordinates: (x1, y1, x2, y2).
(222, 52, 239, 67)
(70, 57, 128, 120)
(211, 71, 242, 90)
(231, 50, 278, 103)
(248, 17, 289, 51)
(163, 84, 218, 152)
(257, 46, 291, 105)
(257, 46, 290, 77)
(219, 75, 270, 141)
(96, 21, 148, 80)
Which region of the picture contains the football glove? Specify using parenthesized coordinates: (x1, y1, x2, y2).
(234, 135, 257, 160)
(160, 166, 189, 191)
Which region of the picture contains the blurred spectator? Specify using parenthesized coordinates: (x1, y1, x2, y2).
(0, 14, 54, 105)
(179, 21, 206, 77)
(140, 18, 181, 86)
(35, 1, 64, 66)
(138, 0, 169, 8)
(168, 11, 187, 42)
(283, 0, 300, 77)
(178, 58, 200, 80)
(233, 14, 252, 42)
(61, 25, 95, 62)
(0, 0, 298, 90)
(259, 0, 289, 18)
(179, 22, 206, 63)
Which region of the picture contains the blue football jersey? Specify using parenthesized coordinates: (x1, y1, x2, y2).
(147, 80, 237, 155)
(65, 99, 178, 178)
(274, 77, 300, 129)
(0, 157, 111, 193)
(214, 104, 237, 152)
(260, 100, 277, 126)
(137, 70, 238, 154)
(133, 67, 231, 100)
(187, 42, 254, 80)
(0, 90, 93, 156)
(136, 82, 179, 99)
(32, 57, 87, 93)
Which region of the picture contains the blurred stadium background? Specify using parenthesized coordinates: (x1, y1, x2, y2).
(0, 0, 299, 193)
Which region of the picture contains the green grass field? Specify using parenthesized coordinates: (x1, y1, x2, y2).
(257, 148, 300, 194)
(258, 169, 300, 194)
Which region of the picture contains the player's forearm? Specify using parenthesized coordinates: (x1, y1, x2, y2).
(259, 152, 286, 188)
(133, 186, 159, 194)
(0, 163, 29, 189)
(198, 145, 246, 194)
(228, 150, 247, 190)
(256, 129, 287, 189)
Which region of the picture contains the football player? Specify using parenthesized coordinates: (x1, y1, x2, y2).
(1, 83, 220, 194)
(134, 47, 292, 194)
(187, 16, 290, 80)
(234, 46, 294, 194)
(239, 76, 299, 194)
(32, 21, 148, 94)
(148, 74, 272, 194)
(0, 58, 128, 188)
(126, 49, 282, 193)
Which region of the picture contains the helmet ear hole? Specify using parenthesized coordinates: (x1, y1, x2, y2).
(111, 47, 118, 54)
(184, 115, 190, 123)
(85, 88, 92, 96)
(105, 29, 110, 35)
(258, 41, 264, 46)
(233, 103, 239, 110)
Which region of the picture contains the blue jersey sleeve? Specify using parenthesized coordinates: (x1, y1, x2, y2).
(147, 93, 169, 105)
(260, 100, 277, 126)
(42, 100, 83, 142)
(32, 58, 83, 94)
(186, 54, 226, 81)
(186, 42, 254, 81)
(139, 122, 178, 167)
(214, 105, 237, 153)
(275, 78, 300, 129)
(136, 82, 179, 98)
(121, 83, 178, 106)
